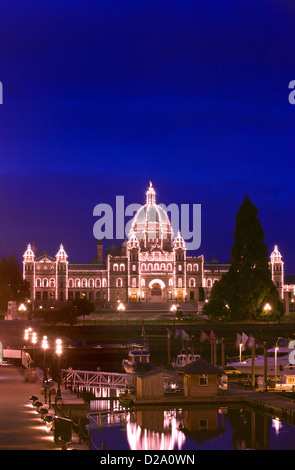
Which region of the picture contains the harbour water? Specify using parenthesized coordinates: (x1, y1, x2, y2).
(86, 399, 295, 451)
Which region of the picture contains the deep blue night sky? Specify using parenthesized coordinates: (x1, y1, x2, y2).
(0, 0, 294, 272)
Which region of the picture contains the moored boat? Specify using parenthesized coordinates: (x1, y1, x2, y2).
(122, 340, 153, 374)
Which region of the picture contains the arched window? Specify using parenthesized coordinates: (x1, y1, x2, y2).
(49, 278, 55, 288)
(193, 264, 198, 272)
(132, 264, 136, 271)
(36, 278, 41, 287)
(167, 263, 172, 271)
(43, 279, 48, 288)
(178, 265, 182, 271)
(102, 278, 107, 287)
(120, 264, 125, 271)
(207, 279, 212, 288)
(161, 263, 165, 271)
(95, 278, 101, 288)
(75, 279, 80, 288)
(116, 278, 123, 288)
(141, 278, 145, 287)
(82, 279, 87, 288)
(89, 279, 94, 288)
(187, 264, 192, 271)
(189, 278, 195, 287)
(141, 263, 146, 271)
(154, 263, 159, 271)
(178, 278, 182, 288)
(169, 279, 173, 287)
(113, 264, 118, 271)
(68, 279, 73, 288)
(148, 263, 153, 271)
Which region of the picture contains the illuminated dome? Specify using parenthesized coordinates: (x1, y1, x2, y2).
(23, 243, 35, 262)
(270, 244, 282, 263)
(129, 182, 173, 251)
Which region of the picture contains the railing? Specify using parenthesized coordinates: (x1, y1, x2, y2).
(61, 369, 136, 391)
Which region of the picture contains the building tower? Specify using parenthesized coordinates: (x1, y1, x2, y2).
(270, 245, 284, 300)
(56, 244, 68, 302)
(173, 231, 187, 302)
(23, 243, 36, 301)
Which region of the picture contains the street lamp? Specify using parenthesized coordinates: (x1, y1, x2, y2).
(31, 331, 37, 365)
(264, 303, 272, 313)
(55, 339, 63, 398)
(239, 342, 243, 363)
(42, 335, 48, 380)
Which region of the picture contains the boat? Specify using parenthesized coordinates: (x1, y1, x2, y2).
(226, 337, 295, 376)
(171, 349, 200, 369)
(119, 392, 135, 408)
(122, 340, 153, 374)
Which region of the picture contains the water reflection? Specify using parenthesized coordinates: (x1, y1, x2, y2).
(87, 393, 295, 450)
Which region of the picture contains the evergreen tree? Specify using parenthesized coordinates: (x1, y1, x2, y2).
(208, 196, 284, 320)
(0, 255, 30, 311)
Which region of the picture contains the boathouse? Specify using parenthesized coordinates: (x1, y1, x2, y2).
(136, 370, 164, 400)
(177, 358, 224, 397)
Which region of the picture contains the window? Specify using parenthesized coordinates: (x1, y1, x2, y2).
(82, 279, 87, 288)
(50, 291, 55, 300)
(36, 279, 41, 287)
(43, 291, 48, 300)
(141, 263, 146, 271)
(148, 263, 153, 271)
(154, 263, 159, 271)
(68, 279, 73, 288)
(178, 278, 182, 288)
(189, 278, 195, 287)
(207, 279, 212, 288)
(132, 278, 136, 287)
(132, 264, 136, 271)
(161, 263, 165, 271)
(116, 278, 123, 288)
(193, 264, 198, 272)
(102, 278, 107, 287)
(178, 265, 182, 271)
(49, 278, 55, 287)
(167, 263, 172, 270)
(113, 264, 118, 271)
(169, 279, 173, 287)
(75, 279, 80, 288)
(68, 291, 73, 301)
(141, 279, 145, 287)
(95, 278, 101, 288)
(36, 291, 41, 300)
(120, 264, 125, 271)
(89, 279, 94, 288)
(96, 292, 100, 301)
(187, 264, 192, 271)
(43, 279, 48, 288)
(199, 374, 208, 386)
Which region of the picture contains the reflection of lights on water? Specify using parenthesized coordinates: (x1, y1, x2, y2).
(126, 411, 186, 450)
(272, 418, 283, 436)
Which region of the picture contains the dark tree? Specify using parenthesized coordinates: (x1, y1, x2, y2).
(207, 196, 284, 320)
(0, 255, 30, 311)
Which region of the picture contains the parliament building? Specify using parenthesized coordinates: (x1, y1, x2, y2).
(22, 183, 294, 310)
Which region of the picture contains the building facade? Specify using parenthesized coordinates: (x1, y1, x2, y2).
(22, 183, 293, 310)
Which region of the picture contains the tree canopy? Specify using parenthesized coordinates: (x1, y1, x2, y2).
(206, 195, 284, 321)
(0, 255, 30, 311)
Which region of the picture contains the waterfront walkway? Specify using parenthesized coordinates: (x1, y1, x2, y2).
(0, 365, 88, 450)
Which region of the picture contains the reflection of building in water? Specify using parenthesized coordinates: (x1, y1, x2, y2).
(181, 407, 225, 444)
(126, 409, 185, 450)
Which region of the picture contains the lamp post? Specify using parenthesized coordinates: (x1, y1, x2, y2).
(42, 335, 48, 380)
(31, 331, 37, 365)
(55, 339, 63, 398)
(239, 342, 243, 363)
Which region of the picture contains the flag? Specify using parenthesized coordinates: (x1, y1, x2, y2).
(175, 328, 181, 339)
(200, 331, 210, 343)
(246, 334, 256, 349)
(181, 329, 190, 341)
(241, 332, 249, 351)
(166, 327, 174, 338)
(235, 333, 242, 349)
(209, 331, 216, 344)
